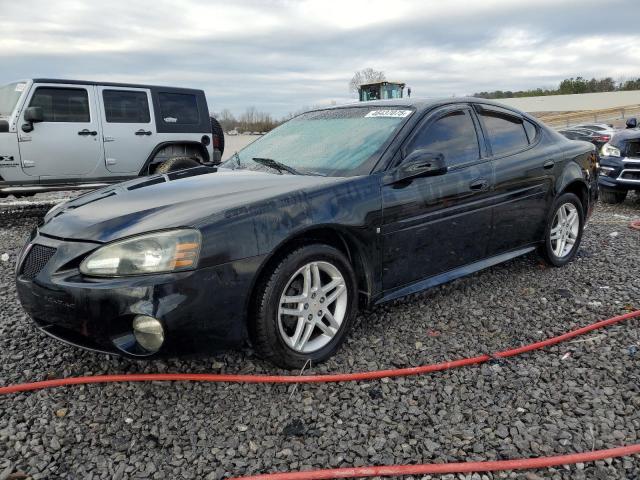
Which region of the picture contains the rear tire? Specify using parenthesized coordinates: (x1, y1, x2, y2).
(600, 189, 627, 204)
(540, 192, 584, 267)
(210, 117, 225, 156)
(250, 244, 358, 369)
(154, 156, 200, 174)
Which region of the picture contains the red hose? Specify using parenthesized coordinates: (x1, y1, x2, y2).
(2, 310, 639, 478)
(1, 310, 638, 395)
(231, 444, 640, 480)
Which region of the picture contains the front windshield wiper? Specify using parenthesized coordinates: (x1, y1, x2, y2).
(252, 157, 302, 175)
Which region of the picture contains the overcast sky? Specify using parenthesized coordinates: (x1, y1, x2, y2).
(1, 0, 639, 117)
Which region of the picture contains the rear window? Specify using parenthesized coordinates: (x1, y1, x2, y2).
(158, 92, 199, 125)
(479, 111, 529, 156)
(29, 87, 90, 122)
(103, 90, 150, 123)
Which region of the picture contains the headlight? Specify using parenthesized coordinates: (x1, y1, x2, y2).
(601, 143, 621, 157)
(80, 229, 201, 277)
(598, 166, 616, 177)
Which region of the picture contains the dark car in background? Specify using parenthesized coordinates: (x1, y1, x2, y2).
(15, 98, 597, 368)
(598, 129, 640, 203)
(558, 126, 612, 151)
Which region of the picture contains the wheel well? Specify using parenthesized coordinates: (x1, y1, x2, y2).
(142, 142, 209, 175)
(562, 181, 588, 210)
(247, 227, 372, 325)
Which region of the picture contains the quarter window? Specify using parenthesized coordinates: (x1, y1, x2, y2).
(479, 111, 529, 156)
(103, 90, 150, 123)
(408, 110, 480, 166)
(158, 92, 199, 125)
(524, 119, 538, 144)
(29, 87, 90, 122)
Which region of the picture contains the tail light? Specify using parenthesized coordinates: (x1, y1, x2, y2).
(593, 135, 610, 142)
(212, 135, 220, 150)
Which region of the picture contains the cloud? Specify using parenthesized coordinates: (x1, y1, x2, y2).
(0, 0, 639, 116)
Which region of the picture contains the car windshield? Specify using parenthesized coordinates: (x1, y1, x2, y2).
(222, 106, 413, 176)
(0, 82, 26, 117)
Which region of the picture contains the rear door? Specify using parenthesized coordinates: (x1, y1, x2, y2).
(475, 105, 555, 255)
(381, 104, 494, 290)
(99, 86, 156, 173)
(18, 83, 103, 178)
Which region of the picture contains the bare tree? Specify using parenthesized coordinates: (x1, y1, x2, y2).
(349, 68, 386, 93)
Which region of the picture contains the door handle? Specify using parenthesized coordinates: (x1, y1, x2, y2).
(78, 129, 97, 136)
(135, 129, 152, 136)
(543, 160, 555, 169)
(469, 178, 489, 192)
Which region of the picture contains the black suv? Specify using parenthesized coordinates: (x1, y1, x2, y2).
(599, 126, 640, 203)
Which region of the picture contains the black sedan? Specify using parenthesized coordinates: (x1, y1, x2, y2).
(15, 99, 598, 368)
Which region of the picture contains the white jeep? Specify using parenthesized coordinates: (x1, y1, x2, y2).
(0, 79, 224, 197)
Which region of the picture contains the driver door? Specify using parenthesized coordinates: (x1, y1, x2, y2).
(18, 83, 103, 179)
(380, 105, 494, 291)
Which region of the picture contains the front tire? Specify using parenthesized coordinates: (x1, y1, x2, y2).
(600, 189, 627, 204)
(541, 192, 584, 267)
(250, 244, 358, 369)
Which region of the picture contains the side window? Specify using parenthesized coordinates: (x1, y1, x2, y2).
(103, 90, 150, 123)
(524, 119, 538, 144)
(479, 111, 529, 156)
(408, 110, 480, 166)
(158, 92, 199, 125)
(29, 87, 90, 122)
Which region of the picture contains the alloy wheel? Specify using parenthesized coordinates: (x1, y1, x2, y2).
(277, 261, 348, 353)
(550, 202, 579, 258)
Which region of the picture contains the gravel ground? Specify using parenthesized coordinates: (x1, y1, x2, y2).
(0, 193, 639, 479)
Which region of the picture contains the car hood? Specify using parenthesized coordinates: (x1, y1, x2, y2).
(38, 167, 347, 243)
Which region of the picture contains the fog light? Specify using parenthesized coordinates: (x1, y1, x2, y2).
(132, 316, 164, 352)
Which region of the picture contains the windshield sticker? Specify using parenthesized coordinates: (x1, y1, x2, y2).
(164, 116, 177, 123)
(14, 83, 26, 92)
(365, 110, 412, 118)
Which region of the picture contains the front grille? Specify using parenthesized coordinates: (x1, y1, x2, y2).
(21, 244, 57, 279)
(619, 169, 640, 182)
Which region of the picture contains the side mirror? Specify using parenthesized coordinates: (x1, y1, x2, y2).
(385, 150, 447, 184)
(0, 120, 9, 133)
(24, 106, 43, 123)
(626, 117, 637, 129)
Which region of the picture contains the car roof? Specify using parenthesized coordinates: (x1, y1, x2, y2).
(31, 78, 205, 94)
(317, 97, 536, 117)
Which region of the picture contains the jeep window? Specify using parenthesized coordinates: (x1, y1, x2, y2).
(223, 107, 413, 177)
(479, 110, 529, 156)
(103, 90, 150, 123)
(408, 110, 480, 166)
(0, 82, 26, 117)
(158, 92, 199, 124)
(29, 87, 90, 122)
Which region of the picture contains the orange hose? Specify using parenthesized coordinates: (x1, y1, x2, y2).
(0, 310, 638, 395)
(231, 444, 640, 479)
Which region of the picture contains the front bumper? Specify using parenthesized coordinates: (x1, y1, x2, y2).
(598, 155, 640, 191)
(15, 232, 263, 357)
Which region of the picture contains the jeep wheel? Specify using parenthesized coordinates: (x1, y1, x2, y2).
(600, 189, 627, 204)
(210, 117, 225, 156)
(154, 156, 200, 174)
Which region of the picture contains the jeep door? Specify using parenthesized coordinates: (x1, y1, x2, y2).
(381, 104, 494, 290)
(18, 83, 103, 178)
(98, 87, 156, 174)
